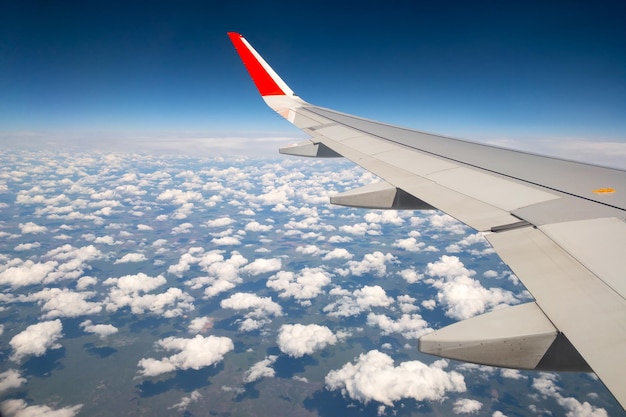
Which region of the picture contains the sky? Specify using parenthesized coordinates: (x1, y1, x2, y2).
(1, 0, 625, 163)
(0, 2, 626, 416)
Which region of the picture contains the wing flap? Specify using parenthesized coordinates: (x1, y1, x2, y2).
(486, 225, 626, 407)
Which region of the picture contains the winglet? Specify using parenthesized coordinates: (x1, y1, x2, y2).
(228, 32, 296, 97)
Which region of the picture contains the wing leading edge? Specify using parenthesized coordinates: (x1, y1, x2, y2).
(228, 32, 626, 408)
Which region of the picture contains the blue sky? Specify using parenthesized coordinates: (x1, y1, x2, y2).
(1, 0, 625, 150)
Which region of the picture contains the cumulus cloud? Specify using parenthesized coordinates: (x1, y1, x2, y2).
(137, 335, 234, 377)
(392, 237, 438, 253)
(322, 248, 353, 260)
(205, 216, 235, 228)
(344, 251, 395, 277)
(114, 253, 147, 264)
(453, 398, 483, 414)
(188, 316, 214, 334)
(532, 373, 608, 417)
(241, 258, 282, 275)
(10, 319, 63, 362)
(398, 268, 424, 284)
(428, 213, 467, 235)
(157, 189, 203, 205)
(44, 244, 104, 282)
(243, 355, 278, 383)
(169, 390, 202, 411)
(266, 268, 331, 302)
(177, 250, 278, 299)
(80, 320, 118, 338)
(0, 369, 26, 394)
(104, 273, 194, 318)
(426, 256, 518, 320)
(366, 313, 433, 339)
(0, 399, 83, 417)
(19, 222, 48, 234)
(25, 288, 102, 319)
(324, 285, 393, 317)
(0, 259, 57, 288)
(339, 222, 376, 236)
(363, 211, 404, 225)
(211, 236, 241, 246)
(13, 242, 41, 251)
(325, 350, 465, 406)
(245, 221, 273, 232)
(277, 324, 337, 358)
(220, 293, 283, 331)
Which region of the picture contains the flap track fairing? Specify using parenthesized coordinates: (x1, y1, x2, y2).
(330, 182, 435, 210)
(419, 302, 591, 372)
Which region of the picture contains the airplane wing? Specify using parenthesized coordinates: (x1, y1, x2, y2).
(227, 32, 626, 408)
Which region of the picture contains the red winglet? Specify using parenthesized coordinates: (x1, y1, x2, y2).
(228, 32, 286, 96)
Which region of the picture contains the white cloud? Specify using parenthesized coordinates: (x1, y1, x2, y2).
(10, 319, 63, 362)
(19, 222, 48, 234)
(177, 250, 274, 299)
(80, 320, 118, 338)
(426, 256, 518, 320)
(44, 244, 103, 282)
(0, 259, 57, 288)
(339, 222, 375, 236)
(76, 276, 97, 290)
(137, 335, 234, 377)
(325, 350, 465, 406)
(104, 273, 194, 318)
(114, 253, 147, 264)
(171, 222, 193, 234)
(243, 355, 277, 383)
(366, 313, 433, 339)
(324, 285, 394, 317)
(25, 288, 102, 319)
(345, 251, 395, 277)
(169, 390, 202, 411)
(0, 399, 83, 417)
(446, 232, 492, 253)
(188, 316, 214, 334)
(94, 235, 116, 245)
(322, 248, 353, 260)
(245, 221, 273, 232)
(211, 236, 241, 246)
(241, 258, 282, 275)
(363, 211, 404, 225)
(13, 242, 41, 251)
(205, 216, 235, 228)
(220, 293, 283, 331)
(266, 268, 331, 302)
(277, 324, 337, 358)
(500, 369, 526, 380)
(428, 213, 467, 235)
(295, 244, 324, 256)
(398, 268, 424, 284)
(453, 398, 483, 414)
(0, 369, 26, 394)
(532, 373, 608, 417)
(426, 255, 474, 279)
(392, 237, 437, 253)
(157, 189, 203, 205)
(328, 235, 352, 243)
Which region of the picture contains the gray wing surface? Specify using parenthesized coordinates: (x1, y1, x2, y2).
(228, 32, 626, 408)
